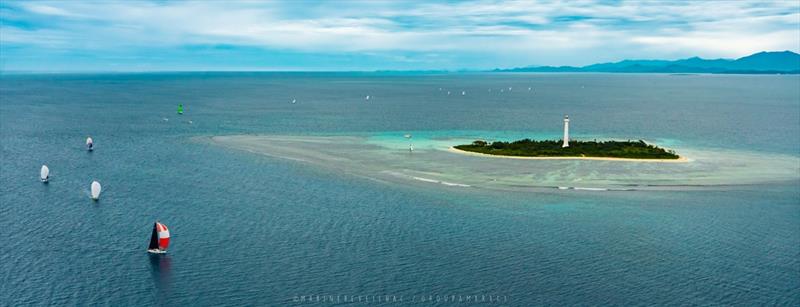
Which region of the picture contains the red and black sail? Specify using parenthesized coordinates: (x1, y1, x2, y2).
(148, 222, 170, 251)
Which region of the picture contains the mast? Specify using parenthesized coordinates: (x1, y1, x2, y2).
(148, 223, 160, 250)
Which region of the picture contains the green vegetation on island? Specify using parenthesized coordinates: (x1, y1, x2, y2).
(454, 139, 680, 159)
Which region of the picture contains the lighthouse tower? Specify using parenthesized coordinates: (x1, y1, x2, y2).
(562, 115, 570, 148)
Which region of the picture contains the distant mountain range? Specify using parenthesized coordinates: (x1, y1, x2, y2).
(496, 51, 800, 74)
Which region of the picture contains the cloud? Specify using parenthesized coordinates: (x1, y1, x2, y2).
(1, 0, 798, 70)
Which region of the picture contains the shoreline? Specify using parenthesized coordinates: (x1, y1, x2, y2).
(448, 147, 690, 163)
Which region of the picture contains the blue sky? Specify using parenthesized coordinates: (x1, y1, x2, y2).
(1, 0, 798, 71)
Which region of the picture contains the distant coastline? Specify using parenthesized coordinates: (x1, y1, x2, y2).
(3, 51, 797, 75)
(493, 51, 800, 74)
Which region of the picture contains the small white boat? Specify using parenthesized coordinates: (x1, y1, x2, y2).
(147, 221, 171, 254)
(91, 181, 101, 200)
(40, 165, 49, 183)
(86, 137, 94, 151)
(461, 91, 466, 95)
(365, 95, 370, 100)
(291, 98, 296, 104)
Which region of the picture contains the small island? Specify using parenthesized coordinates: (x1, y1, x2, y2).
(454, 139, 680, 160)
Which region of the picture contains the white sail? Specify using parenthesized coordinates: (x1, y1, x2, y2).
(40, 165, 49, 182)
(86, 137, 94, 150)
(91, 181, 102, 200)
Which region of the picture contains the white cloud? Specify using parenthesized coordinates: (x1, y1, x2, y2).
(1, 0, 798, 67)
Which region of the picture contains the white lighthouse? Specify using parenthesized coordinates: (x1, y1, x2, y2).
(562, 115, 570, 148)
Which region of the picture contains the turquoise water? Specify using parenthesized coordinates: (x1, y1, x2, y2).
(1, 73, 798, 305)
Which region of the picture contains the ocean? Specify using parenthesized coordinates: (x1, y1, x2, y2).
(1, 72, 798, 305)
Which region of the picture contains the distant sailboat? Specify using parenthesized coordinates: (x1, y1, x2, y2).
(147, 221, 170, 254)
(291, 98, 296, 104)
(447, 91, 451, 95)
(365, 95, 370, 100)
(91, 181, 101, 201)
(461, 91, 466, 95)
(40, 165, 49, 183)
(177, 104, 184, 115)
(528, 87, 532, 91)
(86, 137, 94, 151)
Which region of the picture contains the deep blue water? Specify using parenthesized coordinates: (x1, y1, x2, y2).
(1, 72, 799, 305)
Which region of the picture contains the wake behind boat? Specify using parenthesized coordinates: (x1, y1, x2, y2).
(147, 221, 170, 254)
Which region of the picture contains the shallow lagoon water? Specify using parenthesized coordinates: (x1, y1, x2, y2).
(209, 133, 799, 191)
(1, 72, 799, 305)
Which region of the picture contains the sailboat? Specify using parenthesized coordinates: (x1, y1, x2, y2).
(86, 137, 94, 151)
(291, 98, 296, 104)
(91, 181, 101, 201)
(177, 104, 184, 115)
(365, 95, 370, 100)
(147, 221, 170, 254)
(40, 165, 49, 183)
(404, 134, 413, 152)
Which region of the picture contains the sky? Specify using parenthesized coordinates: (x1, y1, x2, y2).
(1, 0, 799, 72)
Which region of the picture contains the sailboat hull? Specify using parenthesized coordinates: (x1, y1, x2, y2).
(147, 249, 167, 254)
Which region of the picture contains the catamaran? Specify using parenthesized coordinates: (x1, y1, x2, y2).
(86, 137, 93, 151)
(91, 181, 101, 200)
(147, 222, 170, 254)
(40, 165, 49, 183)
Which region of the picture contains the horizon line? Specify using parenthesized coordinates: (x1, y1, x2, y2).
(2, 50, 796, 74)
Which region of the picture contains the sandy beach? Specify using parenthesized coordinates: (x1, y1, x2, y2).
(448, 147, 690, 163)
